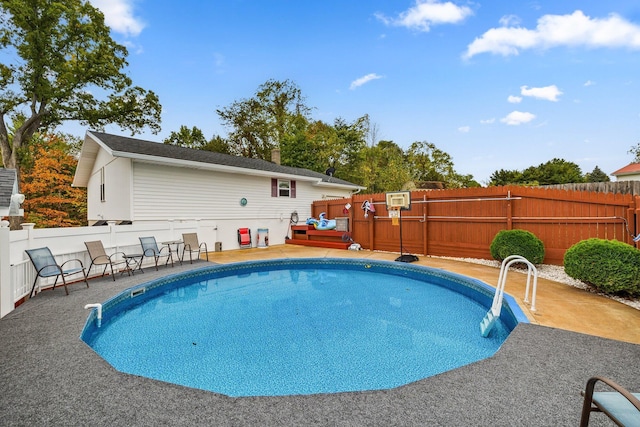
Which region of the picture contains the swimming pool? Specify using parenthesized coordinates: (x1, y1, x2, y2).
(81, 258, 527, 397)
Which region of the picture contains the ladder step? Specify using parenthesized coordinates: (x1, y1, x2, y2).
(480, 310, 497, 337)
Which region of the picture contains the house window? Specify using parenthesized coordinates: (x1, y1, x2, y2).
(279, 180, 290, 197)
(271, 178, 296, 198)
(100, 168, 105, 202)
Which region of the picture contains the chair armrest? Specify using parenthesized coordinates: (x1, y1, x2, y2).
(584, 377, 640, 410)
(108, 252, 128, 262)
(581, 376, 640, 427)
(142, 248, 157, 256)
(60, 258, 85, 270)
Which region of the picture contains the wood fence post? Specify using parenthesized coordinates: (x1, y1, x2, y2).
(506, 190, 513, 230)
(633, 196, 640, 247)
(422, 192, 428, 256)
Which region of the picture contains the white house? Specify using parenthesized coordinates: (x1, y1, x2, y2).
(72, 131, 363, 250)
(0, 168, 24, 218)
(612, 163, 640, 181)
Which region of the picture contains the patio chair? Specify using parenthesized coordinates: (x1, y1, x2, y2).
(181, 233, 209, 263)
(238, 228, 251, 248)
(139, 236, 173, 270)
(580, 376, 640, 426)
(25, 247, 89, 297)
(84, 240, 128, 281)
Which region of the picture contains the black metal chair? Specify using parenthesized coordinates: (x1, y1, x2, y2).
(25, 247, 88, 297)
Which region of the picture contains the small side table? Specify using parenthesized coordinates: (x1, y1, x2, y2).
(123, 254, 144, 275)
(161, 240, 183, 266)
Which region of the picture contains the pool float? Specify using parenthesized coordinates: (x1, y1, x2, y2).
(306, 212, 337, 230)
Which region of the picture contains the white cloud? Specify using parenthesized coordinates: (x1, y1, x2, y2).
(480, 118, 495, 124)
(376, 0, 473, 32)
(89, 0, 145, 37)
(584, 80, 596, 86)
(463, 10, 640, 59)
(508, 95, 522, 103)
(350, 73, 383, 90)
(458, 126, 470, 133)
(499, 15, 521, 27)
(520, 84, 562, 101)
(500, 111, 536, 125)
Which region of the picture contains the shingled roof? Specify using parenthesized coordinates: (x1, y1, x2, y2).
(0, 168, 17, 215)
(74, 131, 362, 190)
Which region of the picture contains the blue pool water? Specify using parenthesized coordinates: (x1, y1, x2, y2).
(82, 259, 526, 397)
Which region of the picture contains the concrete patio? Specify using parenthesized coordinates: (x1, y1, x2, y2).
(1, 246, 639, 426)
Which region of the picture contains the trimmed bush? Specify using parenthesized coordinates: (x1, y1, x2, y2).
(564, 238, 640, 296)
(490, 229, 545, 264)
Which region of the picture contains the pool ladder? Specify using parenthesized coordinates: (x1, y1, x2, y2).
(480, 255, 538, 337)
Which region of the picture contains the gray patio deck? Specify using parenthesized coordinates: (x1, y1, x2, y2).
(1, 256, 639, 426)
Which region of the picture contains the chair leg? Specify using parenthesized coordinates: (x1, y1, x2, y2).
(29, 277, 39, 298)
(59, 276, 70, 296)
(109, 262, 116, 281)
(52, 275, 61, 293)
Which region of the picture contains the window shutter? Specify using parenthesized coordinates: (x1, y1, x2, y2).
(291, 180, 296, 198)
(271, 178, 278, 197)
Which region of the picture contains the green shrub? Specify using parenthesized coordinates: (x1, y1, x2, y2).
(564, 238, 640, 296)
(490, 229, 545, 264)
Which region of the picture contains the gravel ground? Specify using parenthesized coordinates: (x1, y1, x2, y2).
(441, 257, 640, 311)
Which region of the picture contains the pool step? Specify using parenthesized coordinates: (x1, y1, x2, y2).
(480, 308, 499, 337)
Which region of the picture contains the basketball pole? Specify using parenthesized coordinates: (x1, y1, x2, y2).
(395, 207, 419, 263)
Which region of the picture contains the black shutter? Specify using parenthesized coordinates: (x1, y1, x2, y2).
(271, 178, 278, 197)
(291, 180, 296, 198)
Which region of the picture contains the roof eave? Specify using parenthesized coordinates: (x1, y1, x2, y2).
(72, 131, 113, 187)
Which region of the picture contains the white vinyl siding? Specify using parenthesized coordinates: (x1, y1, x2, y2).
(132, 162, 338, 221)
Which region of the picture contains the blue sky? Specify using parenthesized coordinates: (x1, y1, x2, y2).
(75, 0, 640, 184)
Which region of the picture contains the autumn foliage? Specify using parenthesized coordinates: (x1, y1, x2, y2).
(20, 134, 87, 227)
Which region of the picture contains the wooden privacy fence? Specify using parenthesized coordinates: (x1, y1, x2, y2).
(310, 185, 640, 265)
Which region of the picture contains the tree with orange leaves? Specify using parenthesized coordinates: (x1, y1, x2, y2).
(20, 134, 87, 228)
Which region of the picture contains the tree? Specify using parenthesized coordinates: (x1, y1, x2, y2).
(202, 135, 233, 155)
(490, 159, 586, 186)
(280, 115, 325, 172)
(164, 126, 208, 149)
(329, 116, 368, 184)
(216, 79, 311, 160)
(20, 133, 86, 227)
(364, 140, 411, 193)
(523, 158, 584, 185)
(405, 141, 457, 184)
(585, 166, 611, 183)
(0, 0, 161, 182)
(489, 169, 525, 186)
